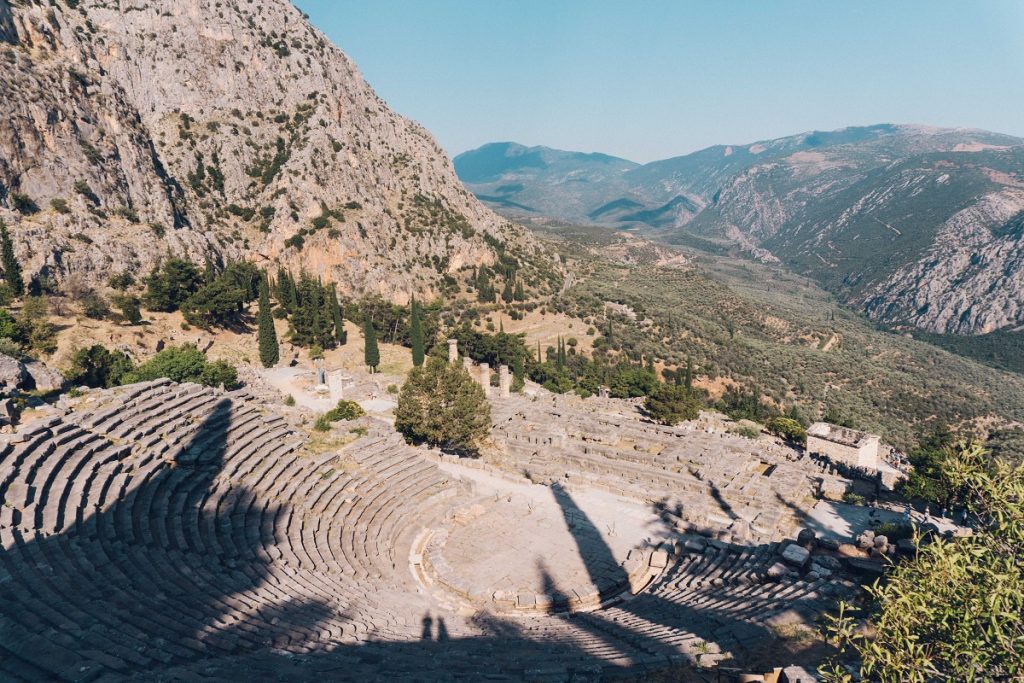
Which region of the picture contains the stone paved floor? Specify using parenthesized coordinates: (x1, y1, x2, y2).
(434, 461, 673, 602)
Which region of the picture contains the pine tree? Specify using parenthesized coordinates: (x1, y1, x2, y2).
(328, 284, 346, 345)
(410, 296, 425, 367)
(363, 317, 380, 372)
(257, 274, 279, 368)
(0, 219, 25, 297)
(501, 279, 514, 303)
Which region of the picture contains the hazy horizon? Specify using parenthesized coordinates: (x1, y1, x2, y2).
(295, 0, 1024, 163)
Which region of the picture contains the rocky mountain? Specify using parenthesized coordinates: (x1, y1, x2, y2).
(457, 125, 1024, 334)
(0, 0, 545, 303)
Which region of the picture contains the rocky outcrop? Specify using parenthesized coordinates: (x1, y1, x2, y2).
(0, 353, 64, 394)
(0, 0, 546, 303)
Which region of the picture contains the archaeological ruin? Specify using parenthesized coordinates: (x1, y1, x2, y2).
(0, 351, 905, 681)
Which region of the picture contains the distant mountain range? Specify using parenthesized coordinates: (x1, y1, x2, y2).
(455, 125, 1024, 334)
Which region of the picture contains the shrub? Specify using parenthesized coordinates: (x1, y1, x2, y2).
(123, 345, 239, 389)
(50, 198, 70, 214)
(284, 394, 296, 406)
(766, 416, 807, 445)
(822, 442, 1024, 681)
(112, 294, 143, 325)
(79, 290, 110, 319)
(65, 345, 133, 388)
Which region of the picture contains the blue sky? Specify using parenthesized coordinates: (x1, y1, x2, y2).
(294, 1, 1024, 163)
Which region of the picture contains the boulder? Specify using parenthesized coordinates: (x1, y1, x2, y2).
(24, 360, 64, 393)
(818, 537, 840, 552)
(856, 531, 875, 550)
(845, 557, 886, 580)
(873, 534, 889, 549)
(796, 528, 817, 547)
(781, 543, 810, 567)
(0, 353, 28, 392)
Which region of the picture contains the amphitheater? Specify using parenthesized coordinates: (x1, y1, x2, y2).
(0, 376, 871, 681)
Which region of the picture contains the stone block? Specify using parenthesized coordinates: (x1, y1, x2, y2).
(683, 536, 707, 553)
(781, 543, 810, 567)
(649, 550, 669, 569)
(765, 562, 789, 581)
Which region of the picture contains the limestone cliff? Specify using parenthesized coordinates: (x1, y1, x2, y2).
(0, 0, 547, 302)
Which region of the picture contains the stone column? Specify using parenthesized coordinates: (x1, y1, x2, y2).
(498, 364, 511, 398)
(447, 339, 458, 362)
(478, 363, 490, 397)
(463, 356, 473, 373)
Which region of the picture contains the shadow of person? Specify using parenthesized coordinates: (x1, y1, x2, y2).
(0, 395, 332, 679)
(421, 612, 434, 640)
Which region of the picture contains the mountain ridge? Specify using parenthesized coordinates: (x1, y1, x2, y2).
(456, 125, 1024, 334)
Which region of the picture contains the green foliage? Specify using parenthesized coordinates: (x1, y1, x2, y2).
(644, 384, 702, 425)
(11, 192, 38, 215)
(328, 284, 346, 345)
(395, 356, 491, 455)
(896, 425, 957, 506)
(123, 345, 239, 389)
(363, 317, 379, 372)
(257, 274, 279, 368)
(765, 416, 807, 445)
(822, 442, 1024, 682)
(410, 296, 425, 367)
(143, 258, 203, 312)
(0, 220, 24, 297)
(563, 260, 1024, 450)
(322, 399, 365, 423)
(50, 198, 70, 214)
(65, 345, 133, 388)
(181, 276, 246, 329)
(17, 296, 56, 355)
(283, 394, 296, 407)
(112, 294, 143, 325)
(289, 274, 333, 349)
(79, 290, 110, 319)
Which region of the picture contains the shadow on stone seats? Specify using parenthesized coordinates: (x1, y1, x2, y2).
(0, 398, 333, 680)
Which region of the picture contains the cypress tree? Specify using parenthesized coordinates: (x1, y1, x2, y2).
(512, 353, 525, 390)
(684, 356, 693, 392)
(328, 284, 346, 345)
(0, 219, 25, 297)
(257, 274, 279, 368)
(536, 340, 541, 363)
(514, 280, 525, 302)
(501, 279, 514, 303)
(410, 296, 425, 367)
(363, 317, 380, 372)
